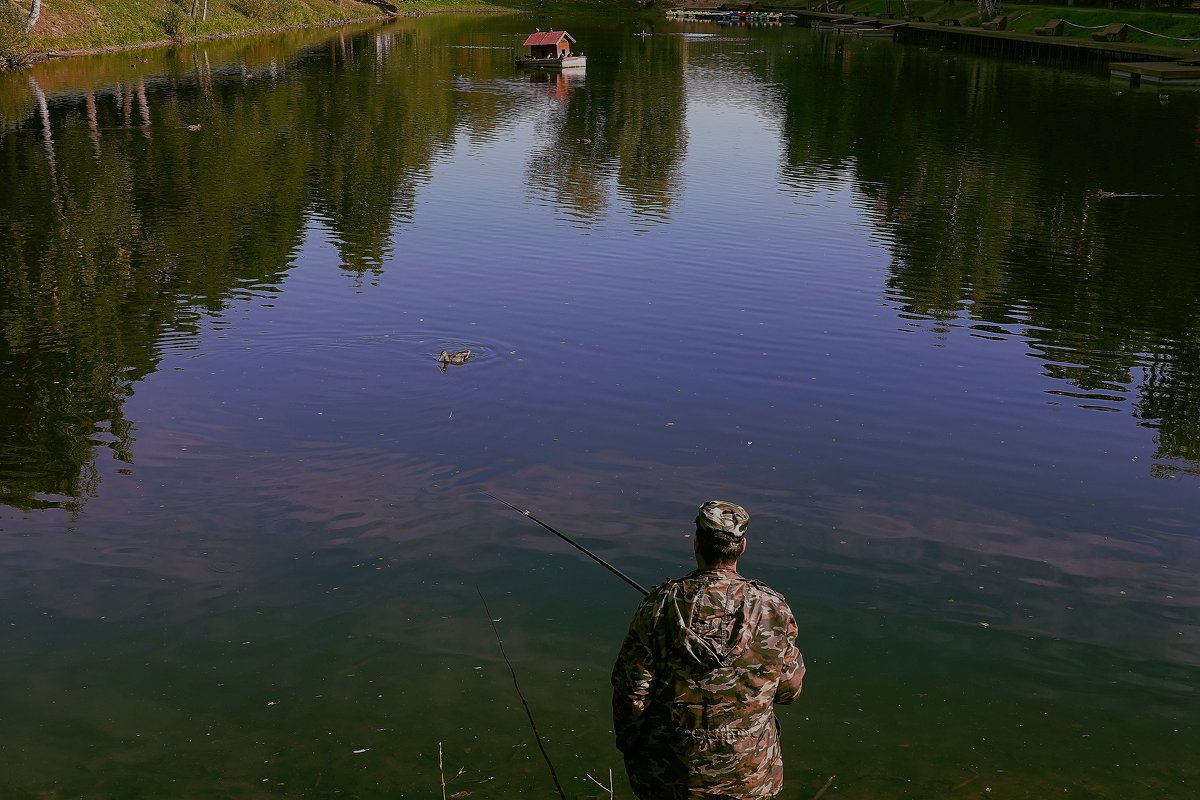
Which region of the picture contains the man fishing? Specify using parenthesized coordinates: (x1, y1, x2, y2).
(611, 501, 806, 799)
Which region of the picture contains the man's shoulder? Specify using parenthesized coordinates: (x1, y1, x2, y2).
(742, 578, 797, 619)
(639, 573, 792, 608)
(655, 573, 790, 597)
(743, 577, 789, 602)
(630, 580, 677, 615)
(642, 578, 681, 600)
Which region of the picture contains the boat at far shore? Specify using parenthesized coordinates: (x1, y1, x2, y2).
(516, 30, 587, 69)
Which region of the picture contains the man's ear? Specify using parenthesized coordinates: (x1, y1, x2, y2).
(738, 539, 748, 557)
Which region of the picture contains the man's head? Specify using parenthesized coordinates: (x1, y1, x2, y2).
(693, 500, 749, 567)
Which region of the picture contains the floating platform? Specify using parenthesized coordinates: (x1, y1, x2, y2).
(666, 9, 793, 21)
(814, 26, 898, 39)
(518, 31, 586, 70)
(1110, 61, 1200, 86)
(812, 18, 900, 39)
(516, 55, 587, 70)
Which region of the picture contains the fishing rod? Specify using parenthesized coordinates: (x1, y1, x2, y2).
(482, 491, 649, 596)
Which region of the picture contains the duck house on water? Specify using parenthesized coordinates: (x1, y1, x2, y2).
(516, 30, 586, 69)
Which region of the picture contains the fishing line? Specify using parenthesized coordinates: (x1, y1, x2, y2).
(477, 589, 568, 800)
(478, 492, 648, 796)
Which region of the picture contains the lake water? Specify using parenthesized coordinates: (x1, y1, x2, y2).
(1, 12, 1198, 799)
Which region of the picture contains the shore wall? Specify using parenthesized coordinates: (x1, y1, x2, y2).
(792, 10, 1193, 63)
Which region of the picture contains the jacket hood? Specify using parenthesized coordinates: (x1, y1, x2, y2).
(666, 571, 762, 671)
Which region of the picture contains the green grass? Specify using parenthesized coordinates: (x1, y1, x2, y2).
(1001, 7, 1200, 45)
(0, 2, 32, 64)
(10, 0, 515, 53)
(787, 1, 1200, 50)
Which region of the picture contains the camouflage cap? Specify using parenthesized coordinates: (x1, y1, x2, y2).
(695, 500, 750, 539)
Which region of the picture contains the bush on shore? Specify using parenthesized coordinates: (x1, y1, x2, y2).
(161, 4, 190, 41)
(0, 2, 32, 68)
(236, 0, 294, 22)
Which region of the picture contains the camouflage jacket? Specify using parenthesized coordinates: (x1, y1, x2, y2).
(611, 568, 806, 799)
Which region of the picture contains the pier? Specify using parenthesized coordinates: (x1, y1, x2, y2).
(1110, 60, 1200, 85)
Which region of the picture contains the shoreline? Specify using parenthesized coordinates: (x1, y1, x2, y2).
(793, 9, 1200, 61)
(28, 17, 387, 64)
(8, 6, 521, 68)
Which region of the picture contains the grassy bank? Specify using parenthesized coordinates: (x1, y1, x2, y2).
(869, 1, 1199, 44)
(6, 0, 1198, 66)
(779, 1, 1200, 50)
(2, 0, 513, 63)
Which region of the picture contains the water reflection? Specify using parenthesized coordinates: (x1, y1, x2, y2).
(1, 18, 1198, 523)
(0, 18, 699, 515)
(752, 30, 1200, 472)
(2, 17, 1198, 499)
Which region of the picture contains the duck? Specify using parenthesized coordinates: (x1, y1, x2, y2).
(439, 349, 472, 367)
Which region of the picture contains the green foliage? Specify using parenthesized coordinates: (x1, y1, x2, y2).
(161, 4, 191, 41)
(0, 2, 31, 68)
(236, 0, 291, 21)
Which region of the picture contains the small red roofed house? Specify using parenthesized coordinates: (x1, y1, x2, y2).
(522, 30, 576, 60)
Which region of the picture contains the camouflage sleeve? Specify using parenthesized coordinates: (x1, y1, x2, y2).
(773, 607, 806, 705)
(610, 596, 659, 754)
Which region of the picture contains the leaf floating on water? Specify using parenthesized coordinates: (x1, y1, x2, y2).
(450, 792, 472, 799)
